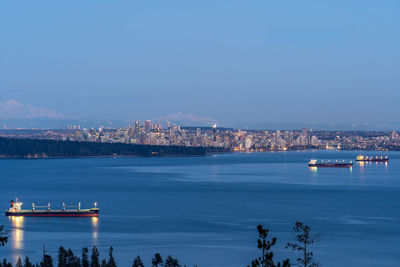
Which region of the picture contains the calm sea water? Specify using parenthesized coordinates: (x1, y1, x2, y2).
(0, 151, 399, 267)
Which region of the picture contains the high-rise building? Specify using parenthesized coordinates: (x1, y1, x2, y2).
(302, 127, 308, 137)
(134, 121, 140, 133)
(212, 124, 217, 141)
(391, 130, 399, 140)
(144, 120, 152, 133)
(196, 128, 201, 137)
(154, 122, 162, 132)
(311, 135, 319, 146)
(245, 136, 253, 149)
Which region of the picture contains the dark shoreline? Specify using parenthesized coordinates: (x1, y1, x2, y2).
(0, 136, 396, 159)
(0, 137, 229, 159)
(0, 149, 395, 160)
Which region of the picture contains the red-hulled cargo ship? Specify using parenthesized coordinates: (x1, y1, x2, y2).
(308, 159, 353, 167)
(5, 199, 99, 217)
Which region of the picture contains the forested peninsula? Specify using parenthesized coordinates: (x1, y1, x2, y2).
(0, 137, 228, 158)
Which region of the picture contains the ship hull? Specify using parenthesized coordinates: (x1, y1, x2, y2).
(356, 159, 388, 162)
(308, 163, 353, 167)
(5, 209, 99, 217)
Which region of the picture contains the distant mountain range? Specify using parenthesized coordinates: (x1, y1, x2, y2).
(0, 118, 129, 129)
(152, 112, 217, 127)
(2, 117, 398, 131)
(0, 100, 126, 129)
(0, 100, 65, 119)
(234, 121, 400, 131)
(0, 100, 399, 130)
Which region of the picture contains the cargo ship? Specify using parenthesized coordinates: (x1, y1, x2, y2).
(5, 199, 99, 217)
(356, 155, 388, 162)
(308, 159, 353, 167)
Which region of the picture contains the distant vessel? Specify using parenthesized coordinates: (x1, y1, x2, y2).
(5, 199, 99, 217)
(308, 159, 353, 167)
(356, 155, 388, 162)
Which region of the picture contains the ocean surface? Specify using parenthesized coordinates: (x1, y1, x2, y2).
(0, 151, 399, 266)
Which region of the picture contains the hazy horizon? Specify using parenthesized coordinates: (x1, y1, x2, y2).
(1, 1, 399, 126)
(0, 99, 400, 131)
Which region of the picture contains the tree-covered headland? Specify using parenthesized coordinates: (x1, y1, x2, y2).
(0, 137, 228, 158)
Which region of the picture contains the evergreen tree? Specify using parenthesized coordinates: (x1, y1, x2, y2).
(67, 249, 81, 267)
(81, 248, 89, 267)
(2, 258, 12, 267)
(0, 226, 9, 246)
(286, 221, 320, 267)
(40, 254, 53, 267)
(16, 258, 23, 267)
(99, 261, 106, 267)
(24, 256, 34, 267)
(106, 247, 116, 267)
(67, 249, 74, 266)
(90, 247, 100, 267)
(132, 256, 144, 267)
(66, 249, 73, 266)
(74, 258, 82, 267)
(151, 253, 163, 267)
(58, 247, 67, 267)
(249, 225, 290, 267)
(164, 256, 180, 267)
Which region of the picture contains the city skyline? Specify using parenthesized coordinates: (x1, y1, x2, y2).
(1, 1, 399, 126)
(1, 120, 400, 153)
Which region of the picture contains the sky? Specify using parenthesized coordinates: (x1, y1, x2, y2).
(0, 1, 399, 127)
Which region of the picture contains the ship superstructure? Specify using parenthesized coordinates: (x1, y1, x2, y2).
(356, 155, 388, 162)
(5, 199, 99, 217)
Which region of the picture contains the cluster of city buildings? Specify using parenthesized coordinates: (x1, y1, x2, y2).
(1, 120, 400, 151)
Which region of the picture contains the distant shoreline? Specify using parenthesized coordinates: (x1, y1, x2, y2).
(0, 136, 396, 160)
(0, 137, 229, 159)
(233, 148, 396, 152)
(0, 149, 395, 160)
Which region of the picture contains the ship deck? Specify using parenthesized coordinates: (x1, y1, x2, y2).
(308, 163, 353, 167)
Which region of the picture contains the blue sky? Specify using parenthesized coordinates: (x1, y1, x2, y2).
(0, 1, 399, 126)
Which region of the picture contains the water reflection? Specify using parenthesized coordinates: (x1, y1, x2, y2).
(9, 216, 24, 262)
(309, 166, 353, 175)
(91, 217, 98, 245)
(309, 167, 318, 176)
(10, 216, 24, 249)
(357, 161, 389, 169)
